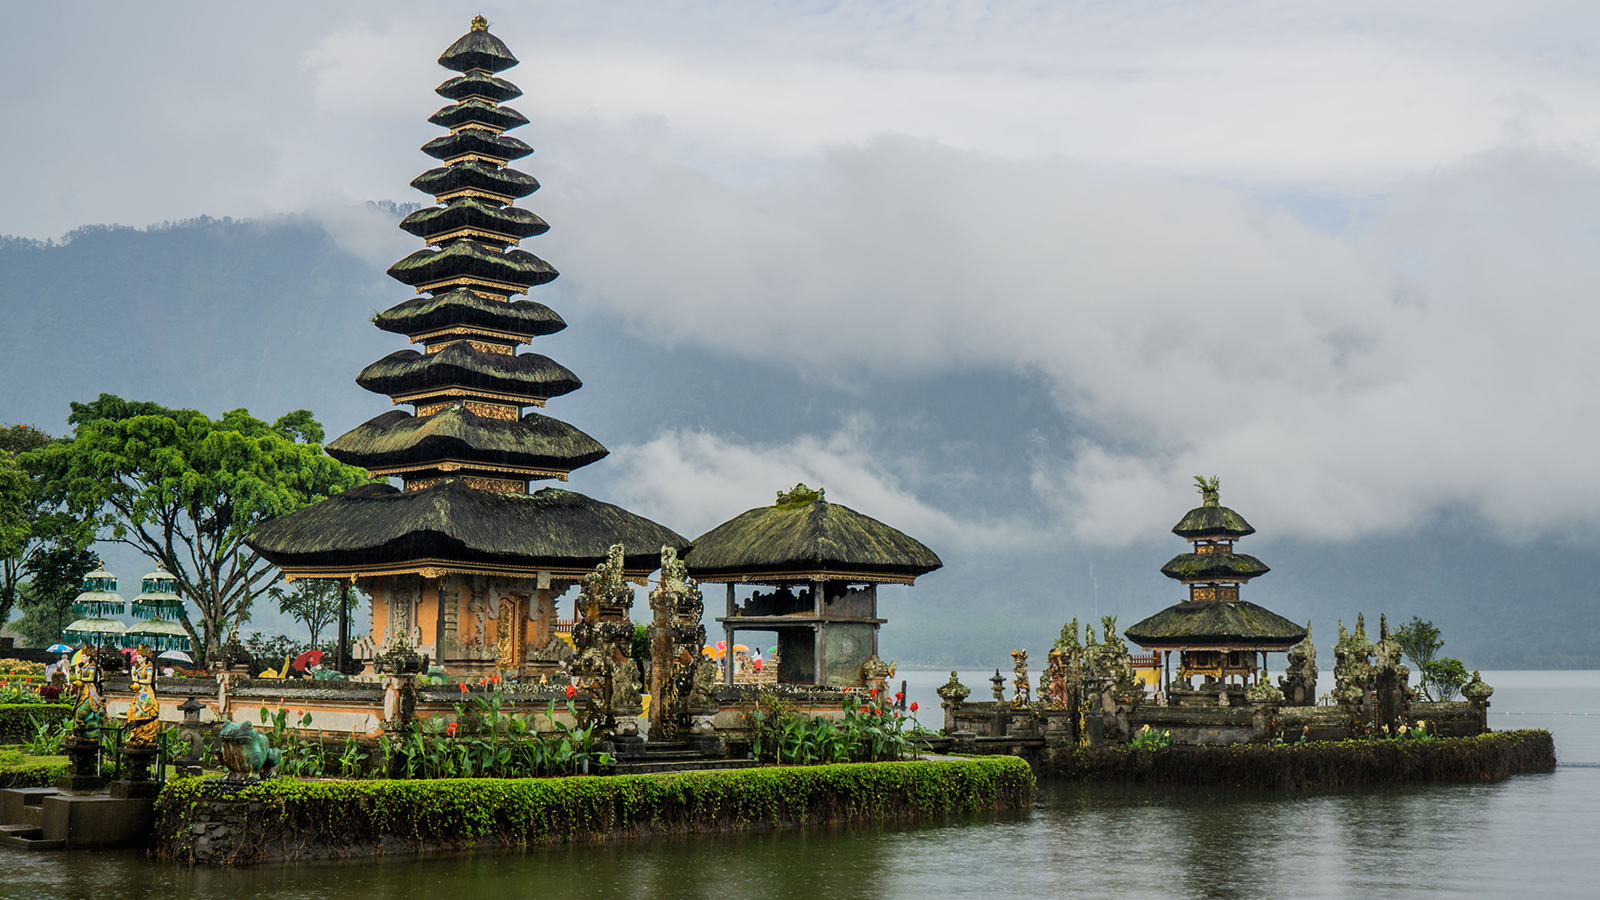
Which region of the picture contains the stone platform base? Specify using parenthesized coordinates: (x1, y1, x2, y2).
(0, 787, 155, 850)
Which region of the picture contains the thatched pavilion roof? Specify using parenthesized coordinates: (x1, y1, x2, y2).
(1159, 552, 1270, 582)
(1123, 600, 1306, 650)
(325, 406, 608, 476)
(684, 486, 942, 584)
(1172, 504, 1255, 540)
(246, 478, 688, 580)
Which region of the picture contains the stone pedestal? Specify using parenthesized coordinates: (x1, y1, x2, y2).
(56, 737, 104, 794)
(111, 745, 160, 799)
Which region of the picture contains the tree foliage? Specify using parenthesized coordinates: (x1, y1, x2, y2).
(1393, 616, 1467, 701)
(0, 424, 86, 631)
(31, 394, 369, 661)
(9, 545, 98, 648)
(269, 579, 357, 647)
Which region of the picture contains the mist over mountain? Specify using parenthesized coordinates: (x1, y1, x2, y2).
(2, 214, 1593, 668)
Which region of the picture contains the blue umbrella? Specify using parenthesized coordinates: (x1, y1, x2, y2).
(47, 643, 71, 653)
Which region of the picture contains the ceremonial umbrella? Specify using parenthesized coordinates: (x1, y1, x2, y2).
(124, 618, 192, 652)
(64, 617, 126, 649)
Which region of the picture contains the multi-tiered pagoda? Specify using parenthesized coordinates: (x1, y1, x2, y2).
(248, 18, 687, 676)
(1123, 477, 1306, 699)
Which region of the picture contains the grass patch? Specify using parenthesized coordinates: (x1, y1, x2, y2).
(0, 748, 69, 788)
(155, 757, 1034, 864)
(1044, 730, 1555, 787)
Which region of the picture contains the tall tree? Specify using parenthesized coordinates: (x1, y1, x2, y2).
(9, 545, 98, 647)
(269, 579, 356, 647)
(0, 423, 64, 628)
(34, 394, 369, 662)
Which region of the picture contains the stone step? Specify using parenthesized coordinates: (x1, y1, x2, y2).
(638, 749, 706, 761)
(0, 824, 65, 851)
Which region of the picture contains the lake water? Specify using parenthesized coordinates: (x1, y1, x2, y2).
(2, 670, 1595, 899)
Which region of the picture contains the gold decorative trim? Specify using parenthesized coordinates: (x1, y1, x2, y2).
(408, 324, 532, 345)
(363, 457, 570, 480)
(449, 122, 506, 136)
(405, 474, 526, 494)
(434, 187, 517, 205)
(392, 386, 546, 407)
(453, 94, 505, 106)
(442, 152, 509, 167)
(282, 558, 650, 585)
(424, 339, 514, 356)
(425, 226, 520, 247)
(414, 275, 527, 295)
(416, 399, 520, 420)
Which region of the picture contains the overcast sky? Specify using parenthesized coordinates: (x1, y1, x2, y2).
(6, 1, 1600, 659)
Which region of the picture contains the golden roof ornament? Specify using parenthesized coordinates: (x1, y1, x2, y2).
(471, 15, 489, 31)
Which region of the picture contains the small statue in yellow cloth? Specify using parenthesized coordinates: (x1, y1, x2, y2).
(67, 647, 104, 738)
(123, 644, 162, 747)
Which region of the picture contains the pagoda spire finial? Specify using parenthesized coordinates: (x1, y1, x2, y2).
(1194, 474, 1220, 508)
(471, 15, 489, 31)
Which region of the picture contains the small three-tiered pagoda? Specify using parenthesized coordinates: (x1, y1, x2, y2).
(248, 18, 687, 676)
(1123, 477, 1306, 698)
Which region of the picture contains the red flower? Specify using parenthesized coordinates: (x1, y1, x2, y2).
(870, 687, 878, 698)
(895, 691, 903, 702)
(479, 677, 488, 686)
(446, 721, 458, 736)
(490, 673, 501, 684)
(565, 684, 577, 698)
(910, 701, 919, 712)
(459, 682, 469, 694)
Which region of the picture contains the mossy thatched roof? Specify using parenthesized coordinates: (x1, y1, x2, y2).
(246, 479, 688, 577)
(1159, 552, 1270, 582)
(684, 495, 942, 584)
(355, 344, 581, 401)
(412, 162, 538, 201)
(428, 100, 529, 132)
(422, 129, 532, 163)
(375, 288, 565, 340)
(436, 73, 522, 104)
(326, 406, 607, 474)
(438, 26, 519, 75)
(1172, 505, 1255, 539)
(399, 199, 548, 244)
(1123, 600, 1307, 649)
(387, 240, 557, 291)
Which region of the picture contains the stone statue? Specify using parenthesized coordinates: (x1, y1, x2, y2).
(571, 544, 637, 727)
(862, 654, 894, 694)
(1010, 650, 1030, 706)
(1370, 614, 1412, 732)
(1092, 616, 1143, 703)
(1332, 615, 1375, 708)
(610, 645, 643, 716)
(122, 645, 162, 747)
(1278, 623, 1318, 706)
(218, 721, 281, 780)
(685, 654, 720, 713)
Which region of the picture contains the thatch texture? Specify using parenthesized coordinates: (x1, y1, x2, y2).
(355, 344, 581, 400)
(1159, 552, 1270, 581)
(438, 28, 519, 74)
(245, 479, 688, 576)
(387, 240, 557, 290)
(428, 100, 529, 132)
(411, 162, 538, 201)
(1171, 505, 1255, 539)
(400, 199, 549, 243)
(375, 288, 565, 340)
(684, 497, 942, 583)
(435, 73, 522, 104)
(326, 406, 607, 473)
(422, 130, 532, 162)
(1123, 600, 1307, 648)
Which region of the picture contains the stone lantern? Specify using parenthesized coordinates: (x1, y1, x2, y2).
(176, 696, 206, 776)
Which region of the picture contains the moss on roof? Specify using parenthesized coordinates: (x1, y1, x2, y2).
(435, 73, 523, 104)
(422, 129, 533, 163)
(1123, 600, 1307, 648)
(326, 405, 608, 474)
(387, 239, 557, 290)
(1159, 552, 1270, 582)
(246, 479, 688, 575)
(438, 26, 519, 75)
(399, 199, 549, 244)
(684, 492, 942, 582)
(411, 162, 539, 201)
(1172, 505, 1255, 539)
(374, 288, 565, 340)
(428, 100, 529, 132)
(355, 343, 581, 400)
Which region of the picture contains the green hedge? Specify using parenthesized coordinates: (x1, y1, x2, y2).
(0, 749, 69, 788)
(1045, 730, 1555, 787)
(156, 757, 1034, 864)
(0, 703, 72, 742)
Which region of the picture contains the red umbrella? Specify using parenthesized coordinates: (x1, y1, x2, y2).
(293, 649, 324, 673)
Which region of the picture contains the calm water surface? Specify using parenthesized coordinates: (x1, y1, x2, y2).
(3, 670, 1595, 900)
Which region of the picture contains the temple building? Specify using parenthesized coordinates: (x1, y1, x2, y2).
(247, 18, 687, 676)
(684, 485, 942, 688)
(1123, 477, 1306, 700)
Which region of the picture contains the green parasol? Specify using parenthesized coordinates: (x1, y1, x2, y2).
(131, 565, 184, 619)
(72, 566, 126, 618)
(124, 618, 192, 653)
(64, 617, 127, 647)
